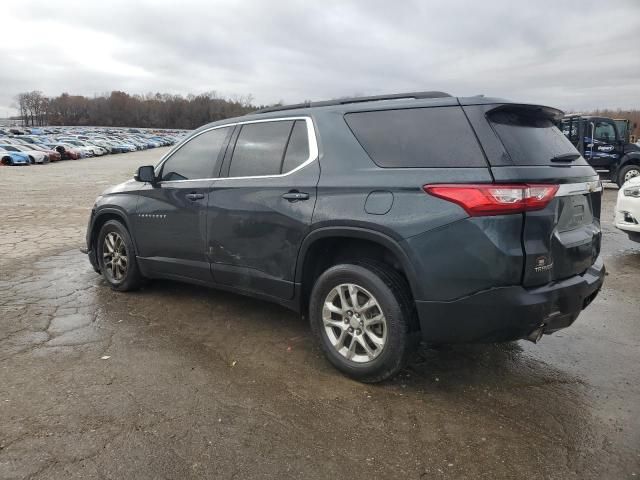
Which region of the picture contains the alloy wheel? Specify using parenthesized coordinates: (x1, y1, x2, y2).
(103, 232, 128, 281)
(322, 283, 387, 363)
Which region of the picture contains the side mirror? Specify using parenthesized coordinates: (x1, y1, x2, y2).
(135, 165, 156, 184)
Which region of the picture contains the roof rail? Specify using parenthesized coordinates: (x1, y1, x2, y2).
(254, 91, 452, 114)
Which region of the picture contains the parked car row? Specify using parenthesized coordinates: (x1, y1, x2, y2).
(0, 127, 188, 166)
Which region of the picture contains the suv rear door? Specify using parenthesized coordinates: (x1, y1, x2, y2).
(207, 118, 319, 299)
(463, 103, 602, 287)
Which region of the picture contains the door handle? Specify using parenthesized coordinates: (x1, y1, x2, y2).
(186, 192, 205, 201)
(282, 191, 310, 202)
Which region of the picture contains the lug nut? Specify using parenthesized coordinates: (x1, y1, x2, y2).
(344, 318, 349, 323)
(347, 311, 353, 316)
(356, 329, 361, 335)
(348, 327, 354, 333)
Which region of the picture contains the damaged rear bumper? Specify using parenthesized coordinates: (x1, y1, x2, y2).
(415, 256, 605, 343)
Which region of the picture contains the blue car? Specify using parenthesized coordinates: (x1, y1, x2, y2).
(0, 147, 30, 166)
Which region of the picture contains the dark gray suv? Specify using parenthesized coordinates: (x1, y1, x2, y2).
(85, 91, 605, 382)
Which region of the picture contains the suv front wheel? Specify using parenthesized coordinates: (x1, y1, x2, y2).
(309, 262, 416, 383)
(97, 220, 142, 291)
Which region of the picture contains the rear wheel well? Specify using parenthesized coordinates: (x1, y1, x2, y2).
(300, 237, 418, 330)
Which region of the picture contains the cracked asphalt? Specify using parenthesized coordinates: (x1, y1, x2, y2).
(1, 149, 639, 479)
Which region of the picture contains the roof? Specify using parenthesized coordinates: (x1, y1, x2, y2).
(254, 91, 453, 114)
(189, 92, 527, 134)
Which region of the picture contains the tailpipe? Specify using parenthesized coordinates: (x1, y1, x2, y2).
(526, 324, 545, 343)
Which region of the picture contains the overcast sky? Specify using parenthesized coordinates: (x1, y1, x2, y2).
(1, 0, 639, 116)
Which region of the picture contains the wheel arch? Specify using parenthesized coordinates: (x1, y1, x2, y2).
(296, 227, 419, 315)
(90, 208, 138, 255)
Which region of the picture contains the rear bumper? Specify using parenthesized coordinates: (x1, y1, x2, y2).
(415, 256, 605, 343)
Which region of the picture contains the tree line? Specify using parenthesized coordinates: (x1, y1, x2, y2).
(14, 90, 264, 129)
(13, 90, 640, 137)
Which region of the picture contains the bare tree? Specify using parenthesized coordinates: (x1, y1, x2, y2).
(37, 90, 264, 129)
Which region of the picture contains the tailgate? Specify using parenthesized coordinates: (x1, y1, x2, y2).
(462, 102, 603, 287)
(521, 181, 602, 286)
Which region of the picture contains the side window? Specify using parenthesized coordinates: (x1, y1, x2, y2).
(228, 121, 293, 177)
(560, 119, 579, 144)
(345, 107, 486, 168)
(281, 120, 310, 173)
(593, 121, 616, 142)
(160, 127, 230, 181)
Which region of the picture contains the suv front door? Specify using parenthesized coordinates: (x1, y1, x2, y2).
(207, 118, 319, 299)
(134, 126, 233, 282)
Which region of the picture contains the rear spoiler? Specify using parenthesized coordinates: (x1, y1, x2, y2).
(486, 103, 565, 122)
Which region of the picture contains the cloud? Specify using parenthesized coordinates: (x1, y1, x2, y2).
(1, 0, 639, 116)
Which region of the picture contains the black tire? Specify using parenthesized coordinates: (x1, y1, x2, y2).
(96, 220, 142, 291)
(28, 156, 34, 165)
(309, 261, 417, 383)
(618, 164, 640, 187)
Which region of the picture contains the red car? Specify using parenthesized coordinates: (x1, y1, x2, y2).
(30, 144, 62, 162)
(45, 143, 81, 160)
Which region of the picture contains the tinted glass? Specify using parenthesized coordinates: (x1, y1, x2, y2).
(229, 121, 293, 177)
(489, 108, 587, 166)
(344, 107, 485, 168)
(281, 120, 309, 173)
(161, 127, 230, 181)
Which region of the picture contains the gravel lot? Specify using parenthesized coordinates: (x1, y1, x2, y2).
(1, 150, 639, 479)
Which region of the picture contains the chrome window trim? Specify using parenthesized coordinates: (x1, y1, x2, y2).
(555, 180, 602, 197)
(157, 116, 318, 184)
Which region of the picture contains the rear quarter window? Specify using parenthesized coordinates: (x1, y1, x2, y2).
(488, 107, 587, 166)
(344, 106, 486, 168)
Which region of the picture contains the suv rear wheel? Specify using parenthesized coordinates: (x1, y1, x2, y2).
(309, 262, 416, 383)
(97, 220, 142, 291)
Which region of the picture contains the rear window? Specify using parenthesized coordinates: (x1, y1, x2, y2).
(344, 106, 486, 168)
(488, 107, 587, 166)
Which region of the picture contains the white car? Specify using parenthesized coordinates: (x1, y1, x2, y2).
(615, 176, 640, 243)
(0, 144, 49, 164)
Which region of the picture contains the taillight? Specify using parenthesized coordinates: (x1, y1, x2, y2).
(423, 184, 559, 216)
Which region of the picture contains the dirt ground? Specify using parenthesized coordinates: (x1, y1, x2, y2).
(1, 149, 639, 479)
